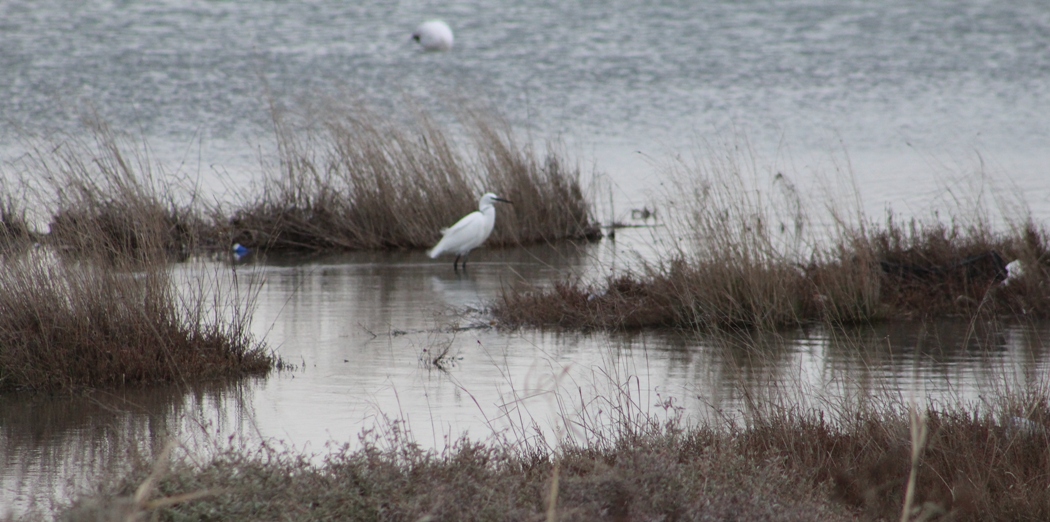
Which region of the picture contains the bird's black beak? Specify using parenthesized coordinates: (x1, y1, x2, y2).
(494, 197, 512, 204)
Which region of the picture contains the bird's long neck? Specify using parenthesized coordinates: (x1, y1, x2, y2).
(478, 205, 497, 230)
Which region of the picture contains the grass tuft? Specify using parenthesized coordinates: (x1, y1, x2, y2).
(0, 121, 271, 393)
(23, 118, 212, 262)
(0, 248, 271, 393)
(225, 101, 599, 253)
(494, 146, 1048, 330)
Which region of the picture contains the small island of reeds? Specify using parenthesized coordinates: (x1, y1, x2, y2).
(494, 145, 1048, 331)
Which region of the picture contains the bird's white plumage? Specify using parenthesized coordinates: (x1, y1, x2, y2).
(429, 193, 509, 267)
(1002, 259, 1025, 286)
(412, 20, 454, 52)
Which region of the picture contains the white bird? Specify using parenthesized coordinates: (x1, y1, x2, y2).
(411, 20, 454, 52)
(1002, 259, 1025, 286)
(429, 192, 512, 271)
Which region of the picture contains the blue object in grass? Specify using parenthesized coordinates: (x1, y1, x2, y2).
(232, 243, 250, 260)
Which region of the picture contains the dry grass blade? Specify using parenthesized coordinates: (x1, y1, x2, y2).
(62, 440, 220, 522)
(901, 404, 929, 522)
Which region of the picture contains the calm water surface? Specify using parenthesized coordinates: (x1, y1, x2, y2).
(2, 0, 1050, 515)
(1, 0, 1048, 217)
(3, 229, 1050, 515)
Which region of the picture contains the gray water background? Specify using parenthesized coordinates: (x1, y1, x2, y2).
(2, 0, 1050, 516)
(2, 0, 1048, 217)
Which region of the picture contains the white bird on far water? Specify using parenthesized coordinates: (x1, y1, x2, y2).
(411, 20, 454, 52)
(1002, 259, 1025, 286)
(429, 193, 512, 271)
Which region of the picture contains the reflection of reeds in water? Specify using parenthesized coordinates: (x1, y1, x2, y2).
(51, 324, 1050, 520)
(226, 101, 599, 253)
(1, 379, 258, 518)
(495, 142, 1049, 330)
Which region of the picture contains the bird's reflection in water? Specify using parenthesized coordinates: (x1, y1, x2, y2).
(429, 274, 483, 308)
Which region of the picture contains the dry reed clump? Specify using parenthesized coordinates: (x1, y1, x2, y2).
(25, 121, 213, 261)
(225, 102, 598, 253)
(741, 395, 1050, 521)
(0, 130, 271, 392)
(70, 420, 853, 521)
(495, 145, 1047, 331)
(0, 249, 271, 393)
(871, 216, 1050, 318)
(496, 149, 881, 331)
(0, 195, 37, 249)
(496, 217, 1048, 331)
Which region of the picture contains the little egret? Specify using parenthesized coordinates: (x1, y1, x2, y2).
(1002, 259, 1025, 286)
(411, 20, 454, 52)
(429, 192, 511, 271)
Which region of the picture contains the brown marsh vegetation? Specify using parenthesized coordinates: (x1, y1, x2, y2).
(495, 146, 1048, 331)
(0, 249, 270, 393)
(0, 123, 270, 393)
(226, 102, 599, 253)
(0, 101, 597, 391)
(9, 103, 598, 258)
(14, 118, 216, 261)
(56, 370, 1050, 521)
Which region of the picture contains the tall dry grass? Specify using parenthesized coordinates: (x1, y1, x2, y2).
(226, 101, 598, 252)
(0, 125, 271, 393)
(740, 392, 1050, 521)
(0, 193, 36, 250)
(870, 216, 1050, 318)
(495, 143, 1047, 330)
(0, 239, 270, 394)
(16, 118, 214, 261)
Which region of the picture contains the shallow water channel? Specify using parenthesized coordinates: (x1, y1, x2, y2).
(2, 227, 1049, 515)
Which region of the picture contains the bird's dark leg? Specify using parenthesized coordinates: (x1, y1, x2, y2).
(461, 252, 470, 270)
(453, 254, 461, 272)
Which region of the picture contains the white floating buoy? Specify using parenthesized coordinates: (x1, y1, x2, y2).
(412, 20, 454, 52)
